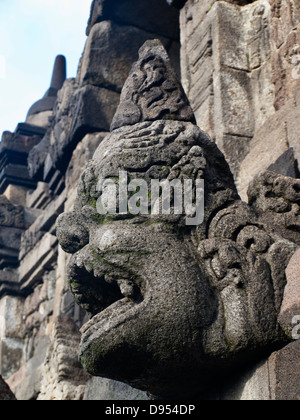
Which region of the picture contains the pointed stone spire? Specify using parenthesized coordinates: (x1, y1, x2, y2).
(48, 55, 67, 93)
(110, 39, 196, 131)
(26, 55, 66, 119)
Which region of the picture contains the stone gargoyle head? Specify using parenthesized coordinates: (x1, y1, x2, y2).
(56, 40, 300, 399)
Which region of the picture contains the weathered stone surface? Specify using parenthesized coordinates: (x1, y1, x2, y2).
(84, 377, 150, 400)
(237, 96, 300, 200)
(0, 129, 42, 198)
(270, 0, 300, 47)
(27, 134, 52, 181)
(0, 164, 37, 197)
(86, 0, 179, 40)
(28, 77, 119, 181)
(180, 0, 274, 183)
(78, 21, 174, 93)
(268, 340, 300, 400)
(0, 196, 29, 279)
(221, 357, 271, 400)
(0, 270, 19, 298)
(69, 85, 120, 146)
(0, 376, 16, 400)
(3, 185, 27, 207)
(0, 129, 43, 156)
(271, 27, 300, 111)
(18, 232, 58, 292)
(37, 316, 90, 400)
(111, 40, 195, 131)
(278, 248, 300, 338)
(270, 0, 300, 111)
(65, 133, 105, 192)
(0, 295, 25, 379)
(7, 336, 49, 400)
(20, 188, 66, 260)
(26, 182, 52, 210)
(27, 78, 76, 181)
(268, 148, 300, 178)
(57, 41, 298, 399)
(248, 171, 300, 245)
(0, 196, 25, 229)
(27, 10, 180, 186)
(0, 226, 23, 269)
(6, 270, 56, 399)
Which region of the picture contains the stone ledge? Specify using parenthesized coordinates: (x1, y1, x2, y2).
(19, 233, 58, 293)
(0, 270, 19, 298)
(26, 182, 52, 210)
(20, 189, 66, 261)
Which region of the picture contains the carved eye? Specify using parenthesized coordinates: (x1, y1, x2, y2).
(56, 212, 89, 254)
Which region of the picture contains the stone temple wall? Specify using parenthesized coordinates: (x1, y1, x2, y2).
(180, 0, 300, 199)
(0, 0, 299, 400)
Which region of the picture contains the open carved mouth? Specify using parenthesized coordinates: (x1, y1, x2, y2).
(67, 251, 145, 338)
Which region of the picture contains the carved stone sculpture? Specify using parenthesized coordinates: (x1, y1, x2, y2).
(56, 40, 299, 399)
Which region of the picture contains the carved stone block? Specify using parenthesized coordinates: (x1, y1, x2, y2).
(86, 0, 179, 40)
(78, 21, 171, 94)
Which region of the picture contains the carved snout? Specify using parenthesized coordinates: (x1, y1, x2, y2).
(56, 212, 89, 254)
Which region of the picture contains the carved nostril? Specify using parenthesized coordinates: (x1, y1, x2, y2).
(56, 212, 89, 254)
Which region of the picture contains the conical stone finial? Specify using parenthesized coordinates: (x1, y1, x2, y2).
(110, 39, 196, 131)
(26, 55, 66, 118)
(49, 55, 67, 92)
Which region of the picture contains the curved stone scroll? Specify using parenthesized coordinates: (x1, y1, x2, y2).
(56, 40, 299, 399)
(0, 196, 25, 229)
(248, 171, 300, 246)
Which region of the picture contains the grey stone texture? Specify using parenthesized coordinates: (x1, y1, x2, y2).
(180, 0, 300, 200)
(0, 0, 299, 401)
(248, 171, 300, 246)
(84, 377, 150, 400)
(28, 3, 180, 183)
(111, 40, 195, 130)
(86, 0, 179, 39)
(56, 40, 299, 399)
(0, 127, 43, 201)
(278, 248, 300, 338)
(0, 376, 16, 400)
